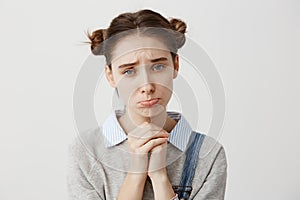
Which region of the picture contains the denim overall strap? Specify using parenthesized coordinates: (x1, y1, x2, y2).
(176, 131, 205, 200)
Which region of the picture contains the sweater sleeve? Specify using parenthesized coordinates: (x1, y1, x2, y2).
(194, 146, 228, 200)
(67, 137, 104, 200)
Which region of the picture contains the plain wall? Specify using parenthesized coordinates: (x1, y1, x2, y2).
(0, 0, 299, 199)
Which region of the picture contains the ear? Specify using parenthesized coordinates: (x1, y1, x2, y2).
(105, 65, 116, 88)
(173, 54, 179, 79)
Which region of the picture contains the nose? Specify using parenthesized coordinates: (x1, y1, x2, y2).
(138, 67, 155, 94)
(139, 82, 155, 94)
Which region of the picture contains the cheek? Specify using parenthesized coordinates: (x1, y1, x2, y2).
(152, 73, 173, 90)
(115, 77, 138, 104)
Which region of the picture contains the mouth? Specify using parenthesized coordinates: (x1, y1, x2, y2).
(138, 98, 160, 107)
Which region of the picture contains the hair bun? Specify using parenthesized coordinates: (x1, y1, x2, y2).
(169, 18, 187, 34)
(87, 29, 107, 55)
(169, 18, 187, 49)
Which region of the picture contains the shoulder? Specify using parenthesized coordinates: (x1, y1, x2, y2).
(189, 133, 227, 199)
(191, 132, 227, 184)
(193, 132, 227, 164)
(68, 126, 106, 172)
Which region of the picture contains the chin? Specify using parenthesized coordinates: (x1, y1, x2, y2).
(138, 104, 166, 118)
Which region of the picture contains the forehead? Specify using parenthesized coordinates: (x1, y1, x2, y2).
(111, 35, 171, 66)
(112, 49, 171, 67)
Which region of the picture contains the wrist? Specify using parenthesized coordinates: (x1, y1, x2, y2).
(129, 153, 148, 173)
(149, 170, 177, 200)
(126, 172, 148, 184)
(148, 168, 167, 181)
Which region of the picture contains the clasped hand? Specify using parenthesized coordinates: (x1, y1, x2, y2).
(127, 121, 169, 178)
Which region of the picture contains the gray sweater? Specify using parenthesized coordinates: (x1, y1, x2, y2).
(67, 126, 227, 200)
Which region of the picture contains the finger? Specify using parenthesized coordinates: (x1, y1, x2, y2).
(140, 137, 168, 153)
(150, 142, 167, 153)
(129, 125, 168, 141)
(129, 131, 168, 149)
(140, 130, 169, 146)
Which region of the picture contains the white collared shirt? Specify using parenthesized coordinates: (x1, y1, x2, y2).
(102, 109, 193, 151)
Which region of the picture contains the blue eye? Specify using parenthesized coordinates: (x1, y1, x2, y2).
(123, 68, 135, 75)
(152, 64, 165, 71)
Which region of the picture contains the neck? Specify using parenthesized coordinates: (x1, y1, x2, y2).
(117, 108, 177, 134)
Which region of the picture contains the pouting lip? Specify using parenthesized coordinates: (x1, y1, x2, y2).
(138, 98, 160, 107)
(138, 98, 160, 103)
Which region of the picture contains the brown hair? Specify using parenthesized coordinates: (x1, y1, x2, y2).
(87, 9, 187, 68)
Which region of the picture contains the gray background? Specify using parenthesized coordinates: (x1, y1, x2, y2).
(0, 0, 299, 199)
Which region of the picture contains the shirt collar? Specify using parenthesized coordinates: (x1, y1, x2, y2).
(102, 109, 193, 151)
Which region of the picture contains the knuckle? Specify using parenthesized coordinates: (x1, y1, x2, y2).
(149, 140, 155, 146)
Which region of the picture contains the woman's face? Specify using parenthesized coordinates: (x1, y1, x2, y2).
(105, 35, 179, 118)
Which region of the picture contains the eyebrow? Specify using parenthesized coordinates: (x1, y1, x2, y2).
(118, 57, 168, 69)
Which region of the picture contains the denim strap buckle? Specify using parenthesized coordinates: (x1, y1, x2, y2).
(172, 185, 193, 199)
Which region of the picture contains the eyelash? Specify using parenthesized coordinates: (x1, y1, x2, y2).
(122, 64, 166, 75)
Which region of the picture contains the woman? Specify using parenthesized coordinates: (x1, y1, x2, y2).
(68, 9, 227, 200)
